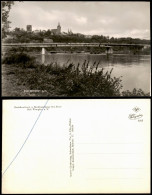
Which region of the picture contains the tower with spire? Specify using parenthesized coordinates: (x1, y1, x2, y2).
(57, 22, 61, 34)
(50, 22, 61, 35)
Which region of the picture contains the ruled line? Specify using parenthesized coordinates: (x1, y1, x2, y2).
(77, 153, 143, 155)
(77, 142, 143, 144)
(87, 168, 144, 169)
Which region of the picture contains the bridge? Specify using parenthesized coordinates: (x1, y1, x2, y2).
(2, 42, 150, 63)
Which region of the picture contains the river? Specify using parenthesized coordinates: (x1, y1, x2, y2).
(34, 53, 151, 93)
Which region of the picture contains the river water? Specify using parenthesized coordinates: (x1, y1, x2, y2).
(34, 53, 151, 93)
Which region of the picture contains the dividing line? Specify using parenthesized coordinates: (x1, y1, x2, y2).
(87, 168, 143, 170)
(2, 99, 49, 177)
(77, 153, 143, 154)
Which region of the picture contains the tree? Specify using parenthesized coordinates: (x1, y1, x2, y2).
(2, 1, 15, 38)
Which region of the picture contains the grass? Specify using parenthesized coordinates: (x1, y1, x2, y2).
(2, 52, 150, 97)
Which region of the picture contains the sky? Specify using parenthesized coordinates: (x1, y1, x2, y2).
(8, 1, 150, 39)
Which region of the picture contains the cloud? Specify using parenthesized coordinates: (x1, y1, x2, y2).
(8, 1, 150, 39)
(75, 16, 87, 25)
(99, 17, 114, 25)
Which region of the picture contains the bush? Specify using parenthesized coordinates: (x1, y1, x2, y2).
(122, 88, 150, 96)
(3, 52, 36, 68)
(51, 61, 123, 96)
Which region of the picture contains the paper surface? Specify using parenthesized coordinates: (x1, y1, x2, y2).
(2, 99, 150, 193)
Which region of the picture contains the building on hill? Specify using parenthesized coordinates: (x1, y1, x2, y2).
(51, 23, 61, 35)
(27, 25, 32, 32)
(43, 38, 53, 43)
(76, 33, 85, 37)
(68, 29, 73, 35)
(85, 35, 92, 38)
(34, 30, 40, 34)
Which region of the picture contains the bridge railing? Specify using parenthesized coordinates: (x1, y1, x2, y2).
(2, 42, 150, 47)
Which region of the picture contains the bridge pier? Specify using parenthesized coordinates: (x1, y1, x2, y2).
(105, 47, 113, 55)
(42, 47, 46, 64)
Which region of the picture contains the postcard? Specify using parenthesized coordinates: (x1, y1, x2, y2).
(2, 1, 150, 97)
(2, 99, 150, 193)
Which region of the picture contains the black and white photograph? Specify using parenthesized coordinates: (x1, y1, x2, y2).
(1, 1, 151, 97)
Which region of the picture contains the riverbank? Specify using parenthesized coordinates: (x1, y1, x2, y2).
(2, 53, 150, 97)
(2, 64, 45, 96)
(2, 64, 28, 96)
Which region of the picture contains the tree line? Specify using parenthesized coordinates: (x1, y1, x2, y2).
(4, 28, 150, 45)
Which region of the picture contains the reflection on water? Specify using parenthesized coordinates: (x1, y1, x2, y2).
(34, 53, 151, 93)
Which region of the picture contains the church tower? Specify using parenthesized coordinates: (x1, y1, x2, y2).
(57, 22, 61, 34)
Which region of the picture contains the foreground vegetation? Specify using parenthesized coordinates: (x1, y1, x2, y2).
(2, 53, 150, 97)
